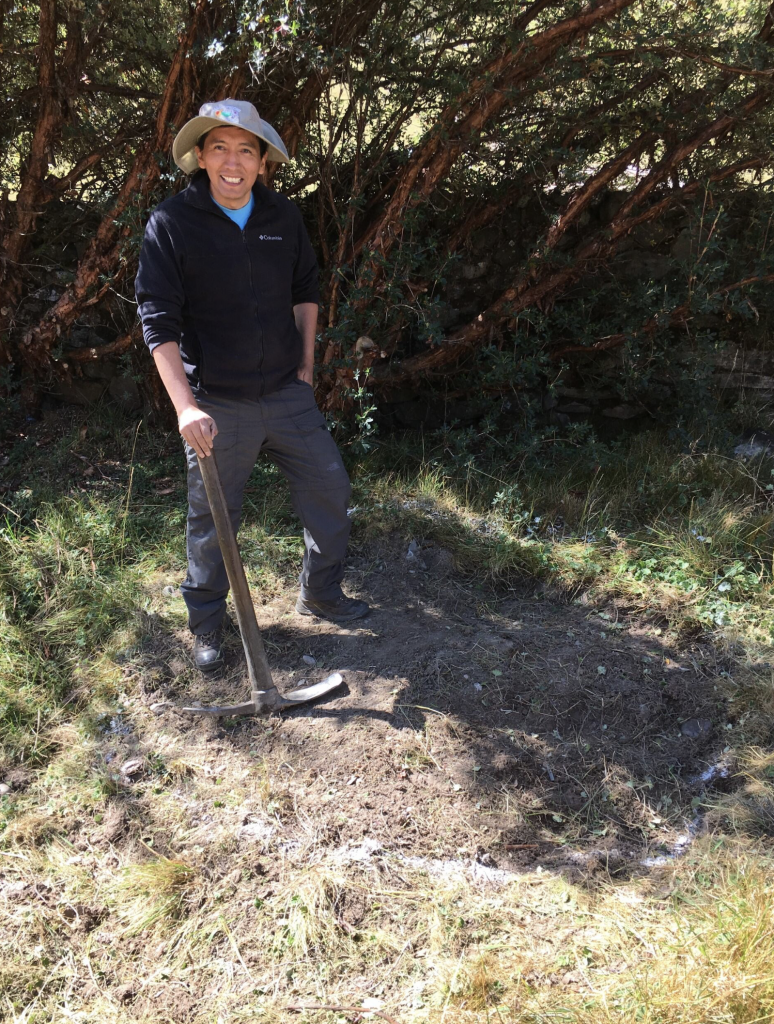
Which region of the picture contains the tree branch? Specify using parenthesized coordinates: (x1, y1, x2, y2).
(19, 0, 211, 372)
(350, 0, 640, 293)
(371, 150, 769, 385)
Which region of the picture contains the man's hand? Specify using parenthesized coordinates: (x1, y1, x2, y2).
(296, 364, 314, 386)
(152, 345, 217, 457)
(178, 406, 218, 458)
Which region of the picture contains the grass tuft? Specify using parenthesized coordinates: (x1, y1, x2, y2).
(114, 852, 200, 935)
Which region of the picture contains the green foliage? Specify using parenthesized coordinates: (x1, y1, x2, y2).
(5, 0, 774, 417)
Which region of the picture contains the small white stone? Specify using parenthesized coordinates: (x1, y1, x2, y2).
(0, 783, 10, 797)
(302, 654, 316, 667)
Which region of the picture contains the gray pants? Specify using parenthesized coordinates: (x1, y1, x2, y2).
(181, 379, 351, 634)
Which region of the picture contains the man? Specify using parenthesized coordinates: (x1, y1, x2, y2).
(135, 99, 369, 674)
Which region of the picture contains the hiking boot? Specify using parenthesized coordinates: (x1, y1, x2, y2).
(295, 593, 370, 623)
(192, 628, 225, 673)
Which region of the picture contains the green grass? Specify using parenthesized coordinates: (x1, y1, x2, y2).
(2, 406, 774, 769)
(2, 404, 774, 1022)
(349, 423, 774, 643)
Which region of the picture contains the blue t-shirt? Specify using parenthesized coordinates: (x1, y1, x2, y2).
(214, 193, 254, 230)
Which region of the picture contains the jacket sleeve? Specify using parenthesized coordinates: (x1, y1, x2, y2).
(135, 210, 185, 352)
(291, 207, 320, 306)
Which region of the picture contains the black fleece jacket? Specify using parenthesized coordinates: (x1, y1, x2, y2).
(135, 170, 320, 399)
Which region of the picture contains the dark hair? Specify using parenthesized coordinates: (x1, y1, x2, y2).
(195, 130, 268, 158)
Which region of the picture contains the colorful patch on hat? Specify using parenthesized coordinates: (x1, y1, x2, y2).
(209, 104, 240, 124)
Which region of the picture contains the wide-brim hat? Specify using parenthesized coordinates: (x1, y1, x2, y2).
(173, 99, 289, 173)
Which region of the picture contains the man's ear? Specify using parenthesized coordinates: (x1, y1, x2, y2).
(195, 146, 206, 170)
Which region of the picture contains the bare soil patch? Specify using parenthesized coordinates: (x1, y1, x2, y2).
(117, 533, 731, 878)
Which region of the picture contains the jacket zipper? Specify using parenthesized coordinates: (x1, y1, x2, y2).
(242, 225, 265, 397)
(194, 191, 268, 396)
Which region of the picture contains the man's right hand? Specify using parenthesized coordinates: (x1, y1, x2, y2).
(178, 406, 218, 458)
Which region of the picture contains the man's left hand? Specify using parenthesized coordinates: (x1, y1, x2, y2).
(296, 365, 314, 386)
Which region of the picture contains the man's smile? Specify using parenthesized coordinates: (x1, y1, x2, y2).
(195, 126, 266, 208)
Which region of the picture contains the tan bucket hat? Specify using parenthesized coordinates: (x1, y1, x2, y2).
(172, 99, 290, 173)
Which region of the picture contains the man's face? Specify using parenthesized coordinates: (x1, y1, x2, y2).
(196, 126, 267, 209)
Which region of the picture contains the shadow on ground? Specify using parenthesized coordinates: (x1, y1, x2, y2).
(101, 532, 745, 881)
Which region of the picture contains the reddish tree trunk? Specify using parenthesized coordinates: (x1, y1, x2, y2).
(346, 0, 639, 301)
(0, 0, 60, 364)
(18, 0, 211, 375)
(372, 146, 770, 384)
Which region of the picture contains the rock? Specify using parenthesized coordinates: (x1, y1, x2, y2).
(555, 386, 615, 401)
(598, 190, 628, 222)
(65, 326, 108, 350)
(542, 392, 558, 411)
(680, 718, 712, 739)
(162, 585, 177, 597)
(424, 546, 455, 574)
(0, 783, 10, 797)
(444, 398, 489, 424)
(406, 540, 426, 568)
(108, 375, 142, 411)
(120, 758, 144, 777)
(31, 286, 60, 303)
(594, 350, 625, 370)
(392, 399, 440, 428)
(114, 985, 135, 1004)
(302, 654, 316, 667)
(354, 336, 376, 359)
(475, 848, 497, 867)
(558, 401, 592, 415)
(719, 372, 774, 391)
(632, 219, 671, 249)
(52, 379, 106, 406)
(549, 410, 571, 428)
(469, 225, 499, 253)
(734, 430, 774, 460)
(713, 350, 774, 374)
(462, 261, 489, 280)
(3, 768, 31, 790)
(82, 358, 119, 381)
(671, 225, 708, 262)
(613, 252, 672, 282)
(602, 404, 641, 420)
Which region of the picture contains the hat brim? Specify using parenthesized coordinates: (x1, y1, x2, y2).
(172, 115, 290, 173)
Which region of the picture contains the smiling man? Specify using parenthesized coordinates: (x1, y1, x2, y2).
(135, 99, 369, 674)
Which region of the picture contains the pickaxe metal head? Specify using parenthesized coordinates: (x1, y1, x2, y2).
(183, 672, 343, 717)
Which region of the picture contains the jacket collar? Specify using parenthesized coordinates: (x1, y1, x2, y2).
(184, 169, 279, 213)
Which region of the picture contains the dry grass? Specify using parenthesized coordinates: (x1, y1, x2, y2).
(113, 851, 202, 935)
(705, 748, 774, 839)
(4, 412, 774, 1021)
(3, 698, 774, 1023)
